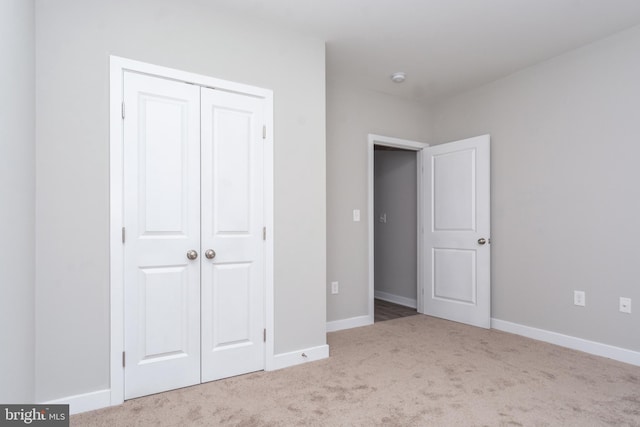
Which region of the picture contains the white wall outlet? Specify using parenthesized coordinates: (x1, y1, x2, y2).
(353, 209, 360, 222)
(331, 281, 339, 295)
(619, 297, 632, 314)
(574, 290, 585, 307)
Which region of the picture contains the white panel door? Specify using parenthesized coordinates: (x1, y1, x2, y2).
(200, 88, 265, 382)
(123, 72, 201, 399)
(422, 135, 491, 328)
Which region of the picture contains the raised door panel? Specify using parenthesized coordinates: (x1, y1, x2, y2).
(213, 109, 252, 234)
(209, 263, 253, 348)
(433, 149, 476, 232)
(432, 249, 476, 304)
(137, 266, 191, 360)
(139, 98, 191, 234)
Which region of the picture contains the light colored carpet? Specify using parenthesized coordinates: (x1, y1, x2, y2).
(72, 315, 640, 426)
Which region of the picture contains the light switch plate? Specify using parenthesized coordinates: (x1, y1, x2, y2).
(620, 297, 631, 314)
(574, 290, 585, 307)
(353, 209, 360, 222)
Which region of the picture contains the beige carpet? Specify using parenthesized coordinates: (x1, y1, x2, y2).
(72, 315, 640, 426)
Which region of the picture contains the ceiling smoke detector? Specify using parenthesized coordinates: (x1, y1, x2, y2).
(390, 72, 406, 83)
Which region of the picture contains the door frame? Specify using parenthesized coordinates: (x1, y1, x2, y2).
(367, 134, 428, 323)
(109, 56, 274, 406)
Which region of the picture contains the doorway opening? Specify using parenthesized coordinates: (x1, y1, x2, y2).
(373, 145, 419, 322)
(368, 134, 491, 329)
(367, 134, 428, 324)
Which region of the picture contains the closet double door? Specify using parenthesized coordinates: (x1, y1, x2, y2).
(123, 72, 265, 399)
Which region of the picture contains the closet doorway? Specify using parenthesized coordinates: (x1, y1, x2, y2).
(110, 56, 274, 404)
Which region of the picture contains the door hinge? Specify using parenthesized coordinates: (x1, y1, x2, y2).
(121, 101, 125, 119)
(263, 328, 266, 342)
(262, 125, 266, 140)
(122, 227, 126, 244)
(122, 351, 125, 368)
(263, 227, 266, 241)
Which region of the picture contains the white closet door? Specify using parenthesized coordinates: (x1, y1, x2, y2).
(123, 72, 201, 399)
(200, 88, 265, 382)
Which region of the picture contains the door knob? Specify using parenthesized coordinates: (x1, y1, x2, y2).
(205, 249, 216, 259)
(477, 238, 487, 245)
(186, 250, 198, 260)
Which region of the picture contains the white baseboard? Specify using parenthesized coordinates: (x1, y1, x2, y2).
(326, 314, 372, 332)
(270, 344, 329, 371)
(492, 318, 640, 367)
(43, 388, 111, 415)
(374, 291, 417, 309)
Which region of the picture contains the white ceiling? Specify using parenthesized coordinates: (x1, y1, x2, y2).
(212, 0, 640, 104)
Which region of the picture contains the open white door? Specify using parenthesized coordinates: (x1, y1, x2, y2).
(422, 135, 490, 328)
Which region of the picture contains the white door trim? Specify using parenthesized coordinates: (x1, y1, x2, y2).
(109, 56, 274, 406)
(367, 134, 429, 324)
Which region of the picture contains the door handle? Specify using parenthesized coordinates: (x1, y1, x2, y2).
(205, 249, 216, 259)
(477, 238, 487, 245)
(186, 250, 198, 260)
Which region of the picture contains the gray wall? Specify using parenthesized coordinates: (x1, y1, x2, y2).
(326, 78, 431, 322)
(35, 0, 326, 402)
(432, 25, 640, 351)
(0, 0, 35, 403)
(374, 150, 418, 303)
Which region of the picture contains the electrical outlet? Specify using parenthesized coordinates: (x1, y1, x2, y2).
(619, 297, 631, 314)
(331, 281, 339, 295)
(574, 290, 585, 307)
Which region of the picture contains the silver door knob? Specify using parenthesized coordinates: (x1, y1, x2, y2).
(205, 249, 216, 259)
(186, 250, 198, 260)
(477, 238, 487, 245)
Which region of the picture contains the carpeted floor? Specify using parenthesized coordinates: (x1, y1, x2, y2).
(72, 315, 640, 426)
